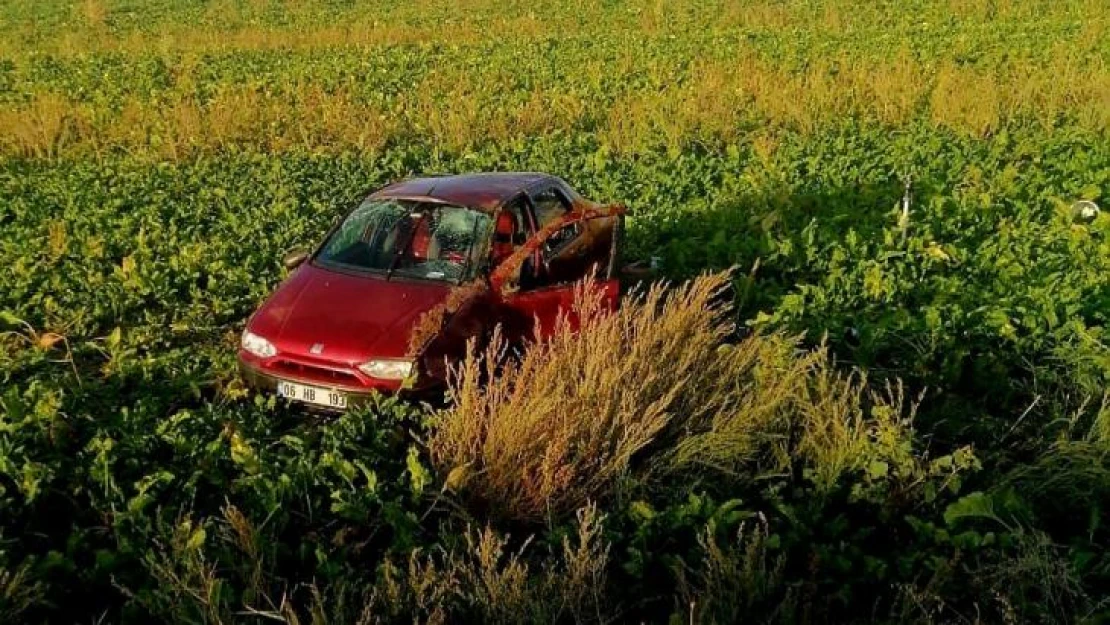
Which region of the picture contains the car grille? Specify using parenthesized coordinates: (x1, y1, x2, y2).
(269, 359, 361, 386)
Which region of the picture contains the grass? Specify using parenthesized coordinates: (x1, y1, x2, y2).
(1, 52, 1106, 160)
(138, 499, 616, 624)
(430, 272, 950, 523)
(0, 564, 42, 623)
(0, 0, 1105, 159)
(430, 274, 755, 521)
(2, 0, 1108, 622)
(674, 519, 790, 624)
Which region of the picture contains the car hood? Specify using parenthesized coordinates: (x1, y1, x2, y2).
(249, 263, 453, 363)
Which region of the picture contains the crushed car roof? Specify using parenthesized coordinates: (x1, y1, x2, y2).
(371, 172, 560, 211)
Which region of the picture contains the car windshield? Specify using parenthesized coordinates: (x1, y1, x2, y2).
(315, 199, 491, 282)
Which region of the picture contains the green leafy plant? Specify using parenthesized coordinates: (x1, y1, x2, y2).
(1, 0, 1107, 621)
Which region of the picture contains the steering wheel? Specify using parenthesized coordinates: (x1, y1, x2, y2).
(541, 248, 553, 275)
(539, 231, 569, 276)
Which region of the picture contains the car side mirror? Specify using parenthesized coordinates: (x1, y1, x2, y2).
(282, 249, 309, 270)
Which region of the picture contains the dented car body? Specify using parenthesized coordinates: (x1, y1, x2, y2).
(238, 172, 624, 410)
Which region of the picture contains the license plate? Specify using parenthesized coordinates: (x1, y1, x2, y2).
(276, 381, 347, 409)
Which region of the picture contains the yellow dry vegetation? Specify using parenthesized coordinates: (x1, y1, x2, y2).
(429, 273, 946, 522)
(2, 54, 1105, 160)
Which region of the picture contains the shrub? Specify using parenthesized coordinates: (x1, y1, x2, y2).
(429, 272, 784, 521)
(672, 518, 791, 625)
(0, 562, 42, 624)
(287, 503, 614, 625)
(429, 272, 959, 524)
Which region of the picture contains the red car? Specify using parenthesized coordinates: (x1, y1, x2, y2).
(238, 172, 625, 410)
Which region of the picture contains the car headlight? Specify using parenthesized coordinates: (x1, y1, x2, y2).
(358, 359, 414, 380)
(241, 330, 277, 358)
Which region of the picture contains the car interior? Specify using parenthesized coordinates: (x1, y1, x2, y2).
(495, 191, 615, 292)
(318, 201, 488, 282)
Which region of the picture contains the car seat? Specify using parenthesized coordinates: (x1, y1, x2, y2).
(492, 211, 517, 265)
(408, 217, 432, 260)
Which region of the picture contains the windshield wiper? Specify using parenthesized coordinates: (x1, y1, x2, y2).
(386, 209, 428, 281)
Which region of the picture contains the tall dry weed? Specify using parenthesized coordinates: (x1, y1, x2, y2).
(370, 503, 613, 623)
(1, 52, 1106, 159)
(429, 273, 748, 521)
(674, 518, 791, 624)
(79, 0, 106, 28)
(0, 564, 43, 623)
(929, 64, 1001, 137)
(431, 271, 947, 523)
(0, 93, 75, 159)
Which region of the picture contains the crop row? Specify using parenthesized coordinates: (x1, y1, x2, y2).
(3, 122, 1105, 418)
(1, 0, 1108, 621)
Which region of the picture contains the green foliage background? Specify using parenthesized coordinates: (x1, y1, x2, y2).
(1, 0, 1108, 622)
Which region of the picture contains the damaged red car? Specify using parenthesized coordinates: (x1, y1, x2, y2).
(238, 172, 625, 410)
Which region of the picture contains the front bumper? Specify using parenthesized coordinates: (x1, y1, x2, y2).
(238, 355, 440, 410)
(238, 359, 389, 411)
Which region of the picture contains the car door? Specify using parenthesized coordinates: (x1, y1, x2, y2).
(491, 203, 624, 341)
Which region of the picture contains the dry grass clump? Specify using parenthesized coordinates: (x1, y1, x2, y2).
(373, 504, 611, 625)
(0, 93, 76, 159)
(428, 272, 933, 523)
(0, 563, 43, 623)
(674, 518, 791, 624)
(429, 273, 749, 521)
(0, 86, 396, 160)
(155, 503, 614, 625)
(929, 63, 1001, 137)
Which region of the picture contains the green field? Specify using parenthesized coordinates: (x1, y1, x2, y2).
(2, 1, 1109, 622)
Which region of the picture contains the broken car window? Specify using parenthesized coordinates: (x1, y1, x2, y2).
(525, 216, 617, 290)
(531, 188, 571, 228)
(315, 199, 490, 283)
